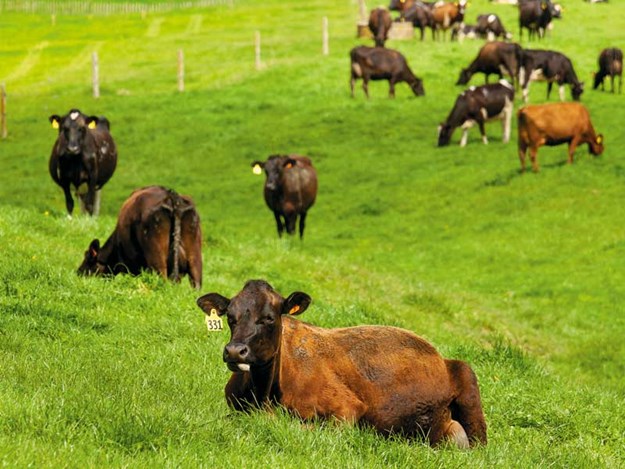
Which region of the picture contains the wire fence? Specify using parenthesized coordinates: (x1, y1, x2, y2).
(0, 0, 233, 15)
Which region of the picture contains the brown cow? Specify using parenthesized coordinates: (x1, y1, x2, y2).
(517, 102, 604, 172)
(456, 42, 523, 88)
(197, 280, 487, 448)
(593, 47, 623, 94)
(369, 8, 393, 47)
(48, 109, 117, 217)
(431, 0, 468, 40)
(77, 185, 203, 288)
(251, 155, 318, 239)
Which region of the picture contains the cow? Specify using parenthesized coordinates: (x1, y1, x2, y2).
(431, 0, 468, 40)
(475, 14, 512, 41)
(250, 155, 317, 239)
(48, 109, 117, 217)
(438, 81, 515, 147)
(593, 47, 623, 94)
(400, 2, 435, 41)
(350, 46, 425, 98)
(369, 8, 393, 47)
(517, 102, 604, 172)
(77, 185, 203, 288)
(196, 280, 488, 448)
(520, 49, 584, 103)
(451, 23, 481, 42)
(518, 0, 559, 40)
(456, 42, 523, 88)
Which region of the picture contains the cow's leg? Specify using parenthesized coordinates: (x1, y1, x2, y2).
(546, 81, 553, 100)
(62, 184, 75, 217)
(460, 120, 474, 147)
(618, 74, 622, 94)
(78, 194, 87, 214)
(567, 137, 580, 164)
(92, 190, 101, 216)
(518, 142, 528, 172)
(478, 121, 488, 145)
(284, 213, 297, 236)
(559, 84, 566, 101)
(610, 74, 615, 93)
(530, 146, 540, 172)
(362, 77, 370, 99)
(350, 76, 355, 98)
(503, 98, 513, 144)
(388, 79, 396, 98)
(273, 211, 284, 237)
(298, 211, 307, 239)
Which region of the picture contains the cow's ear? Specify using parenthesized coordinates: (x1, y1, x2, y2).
(251, 161, 264, 175)
(49, 115, 61, 129)
(282, 292, 311, 316)
(86, 116, 98, 130)
(197, 293, 231, 317)
(596, 134, 604, 145)
(88, 239, 100, 258)
(283, 158, 297, 170)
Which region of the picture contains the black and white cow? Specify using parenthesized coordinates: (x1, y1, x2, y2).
(438, 80, 515, 147)
(520, 49, 584, 103)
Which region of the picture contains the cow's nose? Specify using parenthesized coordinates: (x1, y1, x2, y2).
(224, 343, 249, 363)
(67, 145, 81, 154)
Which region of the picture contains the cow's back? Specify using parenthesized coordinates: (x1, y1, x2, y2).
(518, 102, 591, 143)
(282, 156, 317, 212)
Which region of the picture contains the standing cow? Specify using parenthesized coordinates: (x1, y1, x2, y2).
(438, 81, 515, 147)
(350, 46, 425, 98)
(518, 0, 559, 40)
(456, 42, 523, 88)
(48, 109, 117, 217)
(517, 102, 604, 172)
(593, 47, 623, 94)
(369, 7, 393, 47)
(197, 280, 488, 448)
(431, 0, 468, 40)
(77, 185, 203, 288)
(251, 155, 318, 239)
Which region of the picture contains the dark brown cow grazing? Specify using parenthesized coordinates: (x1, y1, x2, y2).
(197, 280, 487, 448)
(77, 185, 203, 288)
(520, 49, 584, 103)
(456, 42, 523, 87)
(400, 2, 435, 41)
(593, 48, 623, 94)
(350, 46, 425, 98)
(48, 109, 117, 217)
(251, 155, 317, 239)
(369, 8, 393, 47)
(431, 0, 468, 40)
(517, 102, 604, 172)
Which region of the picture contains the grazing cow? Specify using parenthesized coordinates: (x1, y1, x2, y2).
(48, 109, 117, 217)
(520, 49, 584, 102)
(250, 155, 317, 239)
(77, 185, 203, 288)
(350, 46, 425, 98)
(438, 81, 515, 147)
(431, 0, 468, 40)
(400, 2, 435, 41)
(475, 14, 512, 40)
(197, 280, 488, 448)
(456, 42, 523, 87)
(593, 47, 623, 93)
(369, 8, 393, 47)
(451, 23, 480, 42)
(517, 102, 604, 172)
(518, 0, 558, 40)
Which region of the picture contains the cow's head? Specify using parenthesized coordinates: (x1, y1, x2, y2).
(251, 155, 297, 191)
(410, 77, 426, 97)
(572, 82, 584, 101)
(456, 69, 471, 86)
(437, 123, 453, 147)
(197, 280, 311, 372)
(49, 109, 99, 155)
(77, 239, 106, 276)
(590, 134, 604, 156)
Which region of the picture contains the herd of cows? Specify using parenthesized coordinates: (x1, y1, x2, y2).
(42, 0, 619, 449)
(355, 0, 620, 171)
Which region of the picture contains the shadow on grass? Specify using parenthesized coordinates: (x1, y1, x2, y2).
(481, 161, 568, 187)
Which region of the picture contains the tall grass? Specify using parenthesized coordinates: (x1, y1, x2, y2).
(1, 0, 624, 466)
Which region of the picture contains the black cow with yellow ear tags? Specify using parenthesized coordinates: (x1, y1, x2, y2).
(48, 108, 117, 217)
(250, 154, 317, 239)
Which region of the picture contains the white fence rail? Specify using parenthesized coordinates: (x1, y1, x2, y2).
(0, 0, 232, 15)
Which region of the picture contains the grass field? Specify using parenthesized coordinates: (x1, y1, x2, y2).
(1, 0, 624, 466)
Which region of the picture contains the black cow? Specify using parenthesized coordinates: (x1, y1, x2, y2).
(438, 81, 515, 147)
(457, 42, 523, 88)
(593, 47, 623, 93)
(48, 109, 117, 217)
(251, 155, 318, 239)
(369, 8, 393, 47)
(518, 0, 559, 40)
(400, 2, 435, 41)
(520, 49, 584, 102)
(350, 46, 425, 98)
(476, 14, 511, 40)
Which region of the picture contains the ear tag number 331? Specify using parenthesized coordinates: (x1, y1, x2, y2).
(205, 309, 223, 332)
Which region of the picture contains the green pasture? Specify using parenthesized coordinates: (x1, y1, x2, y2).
(1, 0, 624, 466)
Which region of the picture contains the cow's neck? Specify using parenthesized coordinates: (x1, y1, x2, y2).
(249, 335, 282, 406)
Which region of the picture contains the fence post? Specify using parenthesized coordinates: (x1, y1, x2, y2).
(1, 83, 7, 139)
(255, 30, 261, 70)
(177, 49, 185, 92)
(322, 16, 329, 56)
(92, 52, 100, 98)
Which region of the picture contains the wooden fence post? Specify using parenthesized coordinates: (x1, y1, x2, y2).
(255, 30, 261, 70)
(1, 83, 7, 139)
(177, 49, 185, 92)
(92, 52, 100, 98)
(322, 16, 329, 56)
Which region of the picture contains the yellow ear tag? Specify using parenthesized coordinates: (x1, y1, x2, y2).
(285, 162, 294, 169)
(205, 308, 224, 332)
(288, 305, 300, 315)
(51, 120, 59, 129)
(252, 164, 262, 175)
(596, 136, 603, 144)
(88, 121, 97, 130)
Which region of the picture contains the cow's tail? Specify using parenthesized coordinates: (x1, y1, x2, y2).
(166, 188, 184, 283)
(445, 359, 488, 447)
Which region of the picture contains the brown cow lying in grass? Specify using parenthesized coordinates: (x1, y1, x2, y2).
(517, 102, 604, 172)
(197, 280, 487, 448)
(78, 185, 203, 288)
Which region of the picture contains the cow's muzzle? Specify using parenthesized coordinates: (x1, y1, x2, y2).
(67, 145, 81, 155)
(224, 343, 250, 371)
